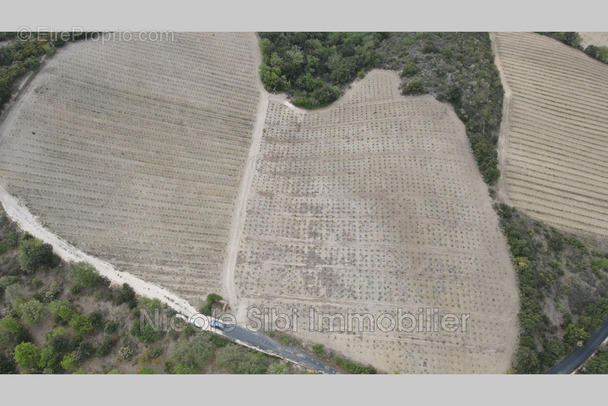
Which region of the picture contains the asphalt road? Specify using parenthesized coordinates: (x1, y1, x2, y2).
(546, 316, 608, 374)
(220, 325, 339, 374)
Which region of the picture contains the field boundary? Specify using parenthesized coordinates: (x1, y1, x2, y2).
(222, 34, 269, 314)
(0, 184, 198, 318)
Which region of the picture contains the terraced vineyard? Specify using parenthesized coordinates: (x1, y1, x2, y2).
(493, 32, 608, 238)
(234, 70, 519, 373)
(579, 32, 608, 48)
(0, 33, 263, 306)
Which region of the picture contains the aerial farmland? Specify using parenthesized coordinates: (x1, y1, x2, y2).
(493, 32, 608, 238)
(0, 30, 607, 376)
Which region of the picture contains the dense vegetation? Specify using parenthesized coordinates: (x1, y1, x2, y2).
(495, 203, 608, 373)
(258, 33, 387, 108)
(541, 32, 608, 64)
(0, 37, 54, 110)
(258, 32, 503, 185)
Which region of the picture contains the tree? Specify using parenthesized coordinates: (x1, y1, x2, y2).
(172, 333, 214, 373)
(60, 353, 77, 372)
(49, 300, 75, 323)
(18, 237, 54, 273)
(514, 346, 539, 374)
(0, 317, 29, 349)
(97, 336, 114, 357)
(70, 314, 94, 336)
(215, 344, 243, 373)
(0, 353, 16, 374)
(564, 324, 590, 348)
(237, 351, 267, 374)
(70, 261, 106, 290)
(14, 342, 40, 370)
(131, 319, 163, 344)
(16, 298, 45, 325)
(38, 346, 60, 370)
(201, 293, 223, 316)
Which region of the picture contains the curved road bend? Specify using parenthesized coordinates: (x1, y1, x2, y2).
(217, 325, 339, 374)
(547, 316, 608, 374)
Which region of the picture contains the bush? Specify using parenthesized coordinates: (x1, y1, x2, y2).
(60, 353, 77, 372)
(403, 80, 425, 95)
(0, 317, 30, 349)
(200, 293, 223, 316)
(237, 351, 267, 374)
(104, 320, 118, 334)
(76, 341, 95, 361)
(97, 336, 114, 357)
(268, 363, 290, 374)
(18, 237, 55, 273)
(215, 344, 244, 373)
(131, 319, 163, 344)
(137, 366, 155, 374)
(69, 262, 106, 290)
(117, 346, 133, 361)
(16, 298, 45, 325)
(14, 342, 40, 370)
(333, 355, 377, 374)
(38, 346, 60, 370)
(70, 314, 95, 336)
(49, 300, 75, 324)
(312, 344, 325, 358)
(401, 60, 419, 77)
(172, 334, 214, 373)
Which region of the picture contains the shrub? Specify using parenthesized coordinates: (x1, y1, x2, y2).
(215, 344, 243, 373)
(38, 346, 60, 370)
(97, 336, 114, 357)
(312, 344, 325, 358)
(14, 342, 40, 370)
(0, 317, 30, 349)
(402, 80, 425, 95)
(117, 346, 133, 361)
(70, 314, 95, 336)
(200, 293, 223, 316)
(18, 237, 55, 273)
(137, 366, 156, 374)
(268, 363, 290, 374)
(333, 355, 377, 374)
(60, 353, 77, 372)
(16, 298, 45, 325)
(401, 60, 419, 77)
(237, 351, 267, 374)
(104, 321, 119, 335)
(172, 334, 214, 373)
(131, 319, 163, 344)
(49, 300, 76, 324)
(69, 262, 106, 290)
(76, 341, 95, 361)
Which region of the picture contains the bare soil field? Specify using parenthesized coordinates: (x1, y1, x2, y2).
(0, 33, 263, 307)
(493, 32, 608, 238)
(579, 32, 608, 48)
(233, 70, 519, 373)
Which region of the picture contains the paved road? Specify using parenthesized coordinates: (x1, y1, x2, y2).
(219, 324, 339, 374)
(547, 316, 608, 374)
